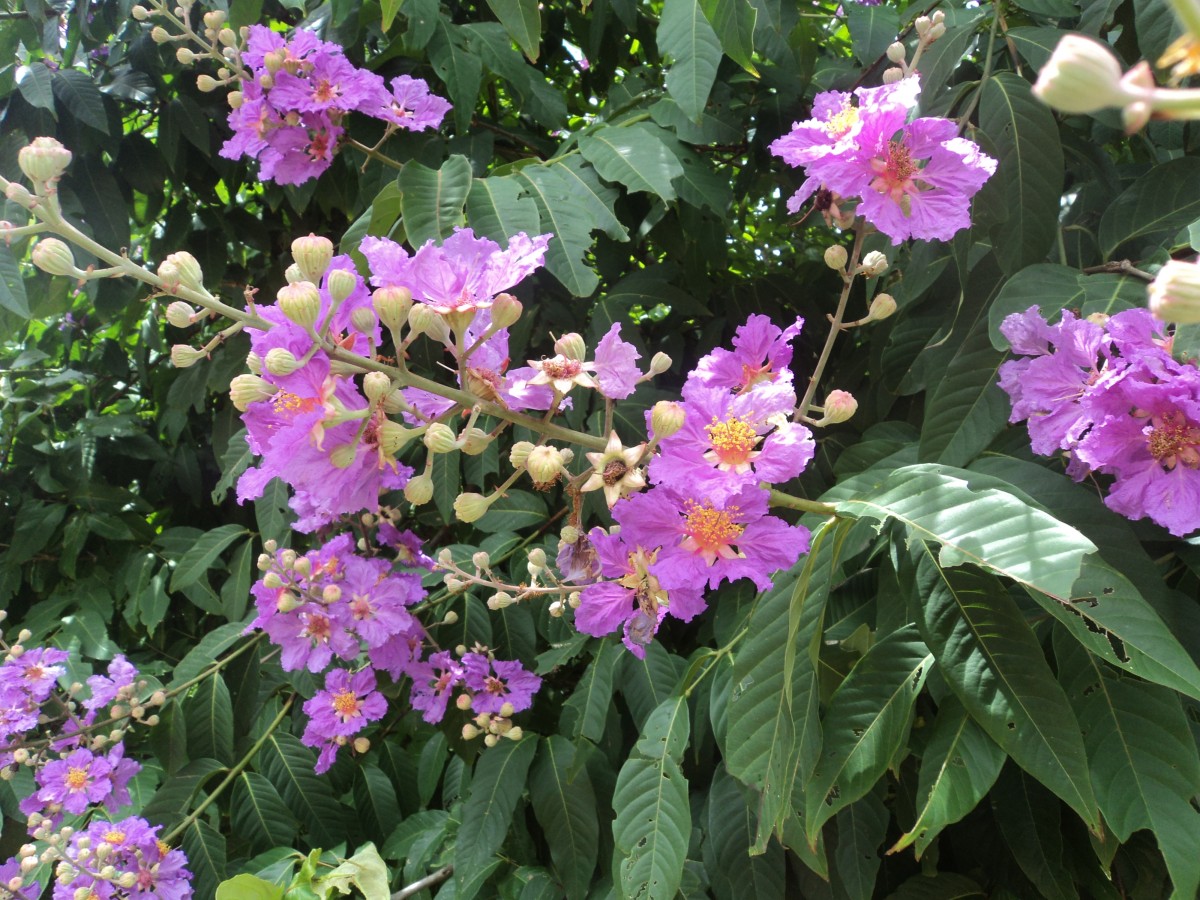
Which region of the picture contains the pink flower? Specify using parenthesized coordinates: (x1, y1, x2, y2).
(688, 314, 804, 397)
(461, 654, 542, 715)
(593, 323, 642, 399)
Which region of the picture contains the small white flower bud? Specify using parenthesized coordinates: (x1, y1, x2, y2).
(165, 300, 196, 328)
(18, 137, 73, 184)
(651, 400, 685, 439)
(350, 306, 376, 334)
(1032, 34, 1133, 116)
(648, 351, 672, 376)
(866, 293, 897, 322)
(913, 15, 931, 36)
(408, 304, 451, 343)
(454, 492, 492, 523)
(525, 446, 564, 484)
(203, 9, 226, 29)
(277, 281, 322, 327)
(229, 373, 277, 410)
(858, 250, 889, 277)
(818, 389, 858, 425)
(527, 547, 547, 569)
(487, 592, 516, 610)
(424, 423, 460, 454)
(560, 525, 580, 544)
(31, 238, 80, 277)
(462, 723, 481, 740)
(363, 371, 391, 403)
(404, 472, 434, 505)
(882, 67, 905, 84)
(1149, 260, 1200, 324)
(176, 47, 195, 64)
(196, 74, 220, 92)
(246, 351, 262, 375)
(131, 5, 150, 19)
(264, 347, 302, 376)
(554, 332, 587, 361)
(472, 551, 491, 569)
(886, 41, 906, 63)
(824, 245, 848, 270)
(329, 443, 358, 469)
(284, 263, 304, 284)
(509, 441, 535, 469)
(490, 292, 523, 328)
(170, 345, 206, 368)
(459, 426, 491, 455)
(326, 268, 358, 304)
(289, 235, 334, 285)
(372, 286, 412, 330)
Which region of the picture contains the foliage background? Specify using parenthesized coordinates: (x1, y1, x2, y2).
(4, 0, 1200, 897)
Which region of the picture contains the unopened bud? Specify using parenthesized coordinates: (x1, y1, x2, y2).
(196, 74, 220, 92)
(527, 547, 547, 569)
(560, 525, 580, 544)
(1149, 260, 1200, 324)
(886, 41, 906, 63)
(459, 426, 491, 456)
(31, 238, 80, 277)
(490, 292, 523, 328)
(858, 250, 888, 277)
(372, 286, 412, 330)
(227, 90, 243, 109)
(277, 281, 322, 327)
(5, 182, 34, 205)
(291, 234, 333, 283)
(408, 303, 451, 343)
(454, 492, 492, 523)
(329, 443, 358, 469)
(18, 137, 73, 184)
(161, 251, 204, 292)
(503, 726, 523, 741)
(165, 301, 195, 328)
(824, 244, 848, 271)
(913, 15, 931, 36)
(229, 373, 277, 410)
(548, 600, 564, 617)
(927, 22, 945, 41)
(509, 441, 535, 469)
(568, 590, 581, 608)
(818, 389, 858, 425)
(246, 350, 262, 375)
(554, 332, 587, 361)
(462, 723, 481, 740)
(170, 345, 206, 368)
(404, 472, 434, 505)
(350, 306, 376, 334)
(284, 263, 304, 283)
(326, 268, 358, 304)
(424, 423, 460, 454)
(176, 47, 195, 64)
(651, 400, 685, 439)
(487, 592, 516, 610)
(322, 584, 342, 604)
(363, 371, 391, 403)
(203, 9, 226, 29)
(526, 446, 564, 484)
(379, 422, 418, 456)
(353, 736, 370, 753)
(264, 347, 301, 376)
(484, 733, 500, 747)
(442, 610, 459, 624)
(1032, 34, 1133, 116)
(648, 351, 672, 376)
(866, 293, 897, 322)
(882, 67, 905, 84)
(131, 5, 150, 19)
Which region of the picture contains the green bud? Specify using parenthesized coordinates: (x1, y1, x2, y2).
(291, 233, 333, 284)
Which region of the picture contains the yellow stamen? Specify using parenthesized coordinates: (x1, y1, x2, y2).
(705, 415, 760, 468)
(331, 690, 361, 719)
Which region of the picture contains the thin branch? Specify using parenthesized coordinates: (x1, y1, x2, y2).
(393, 865, 454, 900)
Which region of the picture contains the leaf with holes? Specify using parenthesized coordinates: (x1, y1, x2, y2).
(612, 754, 690, 900)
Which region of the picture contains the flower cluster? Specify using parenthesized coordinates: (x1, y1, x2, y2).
(572, 315, 815, 656)
(998, 306, 1200, 536)
(770, 77, 996, 243)
(47, 815, 192, 899)
(220, 25, 450, 183)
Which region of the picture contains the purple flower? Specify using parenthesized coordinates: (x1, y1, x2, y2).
(64, 816, 193, 900)
(576, 530, 670, 657)
(264, 602, 359, 673)
(361, 75, 452, 130)
(302, 668, 387, 744)
(688, 314, 804, 396)
(27, 747, 114, 815)
(83, 654, 138, 717)
(593, 323, 642, 400)
(409, 651, 464, 724)
(258, 113, 343, 186)
(377, 523, 435, 568)
(0, 856, 39, 899)
(269, 54, 382, 114)
(461, 654, 542, 715)
(0, 646, 68, 702)
(342, 555, 422, 648)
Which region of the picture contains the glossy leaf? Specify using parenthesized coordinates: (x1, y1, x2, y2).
(485, 0, 541, 60)
(183, 673, 235, 766)
(699, 0, 758, 74)
(231, 771, 298, 852)
(256, 732, 346, 849)
(579, 122, 685, 202)
(182, 819, 227, 900)
(612, 755, 690, 900)
(703, 766, 786, 900)
(529, 736, 599, 900)
(658, 0, 723, 122)
(466, 176, 542, 246)
(169, 524, 249, 592)
(398, 155, 472, 248)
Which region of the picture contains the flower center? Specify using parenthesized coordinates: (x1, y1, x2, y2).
(65, 767, 89, 791)
(681, 501, 744, 564)
(870, 140, 920, 208)
(313, 79, 338, 104)
(542, 357, 581, 380)
(349, 594, 373, 620)
(1147, 411, 1200, 469)
(705, 415, 760, 469)
(331, 689, 361, 719)
(602, 459, 628, 485)
(303, 613, 333, 642)
(825, 102, 859, 138)
(26, 665, 44, 681)
(272, 391, 319, 416)
(484, 675, 506, 696)
(309, 131, 332, 161)
(104, 829, 126, 845)
(738, 362, 774, 391)
(884, 141, 917, 182)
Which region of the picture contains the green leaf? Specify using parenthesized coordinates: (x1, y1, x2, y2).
(889, 694, 1004, 857)
(183, 673, 235, 765)
(67, 156, 131, 253)
(845, 2, 899, 65)
(461, 23, 567, 129)
(561, 639, 619, 742)
(231, 771, 298, 852)
(918, 315, 1009, 467)
(16, 63, 55, 114)
(182, 818, 228, 900)
(52, 69, 109, 134)
(529, 736, 599, 900)
(1098, 157, 1200, 260)
(578, 122, 685, 202)
(485, 0, 541, 60)
(836, 463, 1096, 602)
(635, 695, 690, 762)
(804, 624, 933, 840)
(466, 176, 542, 246)
(257, 732, 347, 848)
(455, 737, 539, 890)
(169, 524, 249, 592)
(477, 489, 547, 533)
(171, 623, 249, 688)
(617, 641, 684, 730)
(702, 766, 786, 900)
(1056, 633, 1200, 898)
(833, 786, 889, 900)
(978, 72, 1063, 276)
(886, 872, 986, 899)
(316, 843, 391, 900)
(913, 551, 1099, 831)
(990, 764, 1077, 900)
(0, 245, 30, 318)
(381, 0, 404, 31)
(217, 875, 284, 900)
(354, 765, 402, 840)
(398, 155, 472, 248)
(612, 755, 690, 900)
(699, 0, 758, 74)
(658, 0, 723, 122)
(428, 21, 482, 132)
(1006, 25, 1068, 71)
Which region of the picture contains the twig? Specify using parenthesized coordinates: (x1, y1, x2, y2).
(1081, 260, 1155, 282)
(392, 865, 454, 899)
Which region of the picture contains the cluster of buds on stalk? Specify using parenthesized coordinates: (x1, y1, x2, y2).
(883, 10, 947, 83)
(138, 0, 248, 91)
(460, 703, 524, 747)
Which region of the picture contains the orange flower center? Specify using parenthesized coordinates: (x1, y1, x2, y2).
(705, 415, 760, 468)
(1147, 411, 1200, 469)
(681, 501, 744, 564)
(104, 829, 127, 845)
(272, 391, 319, 416)
(65, 767, 89, 791)
(313, 79, 338, 104)
(331, 690, 361, 719)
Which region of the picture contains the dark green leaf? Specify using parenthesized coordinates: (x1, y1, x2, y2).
(485, 0, 541, 60)
(428, 21, 482, 132)
(845, 3, 899, 65)
(183, 673, 235, 765)
(231, 771, 298, 852)
(990, 764, 1077, 900)
(1098, 157, 1200, 260)
(455, 737, 539, 890)
(257, 732, 347, 848)
(833, 785, 889, 900)
(466, 176, 542, 246)
(561, 639, 619, 742)
(699, 0, 758, 74)
(579, 123, 684, 202)
(52, 69, 109, 134)
(476, 489, 547, 533)
(529, 736, 599, 900)
(182, 819, 227, 900)
(702, 766, 785, 900)
(658, 0, 723, 122)
(169, 524, 250, 592)
(398, 155, 472, 247)
(612, 755, 690, 900)
(16, 63, 55, 114)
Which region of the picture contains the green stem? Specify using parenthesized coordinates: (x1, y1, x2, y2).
(767, 488, 837, 517)
(163, 693, 295, 844)
(956, 5, 1001, 131)
(346, 139, 406, 171)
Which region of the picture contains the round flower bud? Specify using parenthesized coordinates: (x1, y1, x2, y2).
(548, 600, 564, 618)
(867, 293, 897, 322)
(291, 233, 333, 284)
(353, 736, 370, 753)
(886, 41, 906, 63)
(560, 524, 580, 544)
(229, 373, 277, 410)
(424, 423, 460, 454)
(927, 21, 946, 41)
(31, 239, 80, 277)
(554, 332, 587, 361)
(165, 300, 195, 328)
(504, 726, 523, 741)
(509, 441, 535, 469)
(648, 351, 672, 376)
(408, 304, 451, 343)
(264, 347, 301, 376)
(131, 5, 150, 19)
(487, 592, 516, 610)
(284, 263, 304, 284)
(196, 74, 220, 92)
(913, 15, 931, 36)
(379, 421, 418, 456)
(161, 251, 204, 292)
(5, 182, 34, 205)
(381, 389, 408, 415)
(1149, 260, 1200, 324)
(528, 547, 547, 569)
(454, 492, 493, 523)
(363, 371, 391, 403)
(472, 550, 491, 569)
(404, 472, 434, 505)
(18, 137, 73, 184)
(858, 250, 889, 278)
(262, 572, 283, 589)
(823, 244, 848, 271)
(526, 446, 564, 485)
(462, 723, 481, 740)
(490, 292, 523, 328)
(203, 9, 226, 29)
(651, 400, 686, 439)
(176, 47, 195, 64)
(350, 307, 376, 334)
(322, 584, 342, 604)
(227, 90, 243, 110)
(372, 286, 412, 330)
(882, 67, 905, 84)
(245, 350, 262, 375)
(821, 389, 858, 425)
(277, 281, 322, 328)
(326, 268, 358, 304)
(170, 345, 206, 368)
(1032, 35, 1132, 115)
(459, 426, 491, 456)
(568, 591, 581, 608)
(484, 733, 500, 748)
